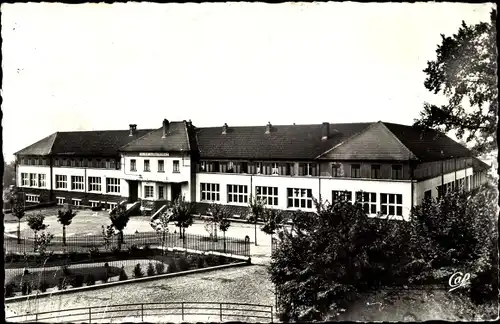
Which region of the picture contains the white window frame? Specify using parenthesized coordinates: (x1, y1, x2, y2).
(158, 186, 165, 200)
(299, 163, 317, 176)
(71, 175, 84, 191)
(271, 163, 279, 175)
(108, 202, 117, 211)
(38, 174, 46, 188)
(89, 200, 100, 208)
(227, 184, 248, 204)
(72, 198, 82, 207)
(200, 183, 220, 202)
(55, 175, 67, 189)
(158, 160, 165, 172)
(56, 197, 65, 205)
(287, 188, 313, 209)
(256, 186, 279, 206)
(173, 160, 180, 173)
(130, 159, 137, 172)
(88, 177, 102, 192)
(355, 191, 377, 215)
(21, 173, 29, 186)
(144, 160, 151, 172)
(332, 190, 352, 203)
(26, 194, 40, 203)
(380, 193, 403, 216)
(30, 173, 38, 187)
(144, 185, 154, 199)
(106, 178, 120, 193)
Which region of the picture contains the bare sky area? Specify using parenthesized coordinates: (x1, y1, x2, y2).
(1, 2, 495, 162)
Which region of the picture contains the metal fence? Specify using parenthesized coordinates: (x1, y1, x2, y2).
(4, 231, 250, 257)
(6, 301, 273, 323)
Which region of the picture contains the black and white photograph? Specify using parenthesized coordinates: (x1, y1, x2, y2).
(1, 1, 498, 322)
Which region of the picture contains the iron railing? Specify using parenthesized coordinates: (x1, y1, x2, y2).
(6, 301, 273, 323)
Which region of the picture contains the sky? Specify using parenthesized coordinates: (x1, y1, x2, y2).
(1, 2, 496, 162)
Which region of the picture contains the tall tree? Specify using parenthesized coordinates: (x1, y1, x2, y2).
(247, 195, 266, 246)
(261, 208, 285, 246)
(57, 207, 77, 246)
(414, 9, 497, 155)
(170, 195, 196, 239)
(207, 202, 232, 250)
(109, 204, 130, 250)
(8, 188, 25, 244)
(3, 161, 16, 188)
(27, 213, 49, 251)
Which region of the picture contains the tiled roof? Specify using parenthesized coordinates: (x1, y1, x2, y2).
(195, 123, 372, 160)
(120, 121, 191, 152)
(472, 157, 491, 171)
(383, 122, 473, 162)
(15, 129, 153, 157)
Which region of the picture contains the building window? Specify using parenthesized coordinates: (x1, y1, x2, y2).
(144, 160, 150, 172)
(110, 160, 116, 169)
(199, 161, 206, 172)
(21, 173, 29, 186)
(351, 164, 361, 178)
(130, 159, 137, 171)
(159, 186, 165, 200)
(71, 176, 84, 190)
(72, 198, 82, 207)
(54, 159, 60, 167)
(27, 158, 32, 166)
(287, 188, 313, 209)
(108, 202, 117, 211)
(158, 160, 165, 172)
(71, 159, 76, 167)
(144, 185, 154, 198)
(424, 190, 432, 200)
(56, 175, 67, 189)
(38, 174, 46, 188)
(56, 197, 65, 205)
(89, 200, 100, 208)
(62, 159, 68, 167)
(380, 193, 403, 216)
(332, 190, 352, 203)
(392, 165, 403, 180)
(200, 183, 220, 202)
(298, 163, 318, 176)
(100, 160, 106, 169)
(355, 191, 377, 214)
(34, 158, 40, 166)
(256, 186, 279, 206)
(332, 164, 341, 177)
(20, 158, 25, 165)
(88, 177, 102, 192)
(173, 160, 180, 173)
(26, 194, 40, 203)
(30, 173, 38, 187)
(371, 165, 381, 179)
(106, 178, 120, 193)
(227, 185, 248, 204)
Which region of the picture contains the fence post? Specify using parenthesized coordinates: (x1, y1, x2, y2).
(220, 303, 223, 321)
(141, 304, 144, 322)
(88, 307, 91, 323)
(181, 302, 184, 321)
(35, 313, 38, 322)
(271, 306, 273, 323)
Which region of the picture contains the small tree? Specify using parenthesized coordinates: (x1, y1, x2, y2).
(27, 213, 48, 251)
(101, 225, 116, 251)
(9, 188, 25, 244)
(261, 208, 285, 246)
(109, 204, 130, 251)
(57, 207, 77, 246)
(247, 195, 266, 246)
(207, 202, 232, 242)
(170, 196, 196, 239)
(150, 207, 174, 253)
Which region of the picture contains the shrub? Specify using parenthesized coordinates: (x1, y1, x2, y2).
(110, 246, 121, 255)
(176, 256, 190, 272)
(155, 262, 165, 275)
(104, 262, 110, 282)
(218, 255, 227, 265)
(5, 252, 13, 263)
(147, 262, 155, 276)
(21, 281, 32, 295)
(69, 251, 78, 262)
(119, 266, 128, 281)
(133, 263, 144, 278)
(88, 246, 100, 259)
(71, 273, 85, 288)
(37, 280, 49, 293)
(143, 244, 151, 252)
(205, 255, 218, 267)
(85, 273, 96, 286)
(167, 259, 177, 273)
(197, 255, 206, 268)
(5, 282, 17, 298)
(61, 265, 72, 277)
(57, 277, 68, 290)
(128, 244, 140, 255)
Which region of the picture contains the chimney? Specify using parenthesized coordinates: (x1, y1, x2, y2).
(129, 124, 137, 136)
(222, 123, 228, 134)
(321, 122, 329, 140)
(265, 122, 272, 134)
(162, 119, 170, 138)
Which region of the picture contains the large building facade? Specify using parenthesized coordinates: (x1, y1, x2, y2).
(14, 119, 490, 221)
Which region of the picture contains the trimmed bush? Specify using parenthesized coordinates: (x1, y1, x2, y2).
(155, 262, 165, 275)
(5, 282, 16, 297)
(167, 259, 177, 273)
(218, 255, 227, 265)
(197, 255, 206, 268)
(176, 256, 190, 271)
(133, 263, 144, 278)
(21, 281, 32, 295)
(147, 262, 155, 276)
(143, 244, 151, 252)
(57, 277, 68, 290)
(37, 280, 49, 293)
(88, 246, 100, 259)
(119, 266, 128, 281)
(205, 255, 218, 267)
(128, 244, 140, 255)
(71, 273, 84, 288)
(85, 274, 96, 286)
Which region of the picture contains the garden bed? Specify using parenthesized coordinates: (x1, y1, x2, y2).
(5, 247, 240, 298)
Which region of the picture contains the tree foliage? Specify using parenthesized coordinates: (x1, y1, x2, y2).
(247, 195, 266, 223)
(414, 9, 497, 155)
(8, 188, 25, 244)
(170, 195, 196, 238)
(206, 202, 232, 240)
(109, 204, 130, 250)
(27, 213, 49, 251)
(150, 207, 174, 250)
(57, 207, 77, 245)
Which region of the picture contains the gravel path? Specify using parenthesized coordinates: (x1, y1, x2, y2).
(6, 264, 274, 321)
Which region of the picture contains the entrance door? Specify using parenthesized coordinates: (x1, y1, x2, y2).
(171, 183, 182, 202)
(129, 181, 139, 202)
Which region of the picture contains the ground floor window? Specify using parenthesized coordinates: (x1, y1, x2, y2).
(108, 202, 117, 210)
(424, 190, 432, 200)
(158, 186, 165, 200)
(106, 178, 120, 193)
(72, 198, 82, 207)
(89, 200, 100, 208)
(355, 191, 377, 214)
(255, 186, 278, 206)
(57, 197, 65, 205)
(26, 194, 40, 203)
(38, 174, 46, 188)
(200, 183, 220, 202)
(144, 185, 154, 198)
(21, 173, 29, 186)
(287, 188, 313, 209)
(380, 193, 403, 216)
(332, 190, 352, 203)
(227, 184, 248, 204)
